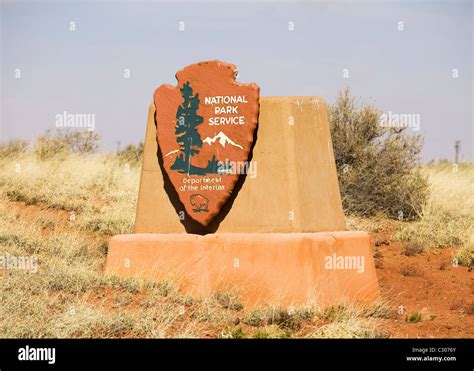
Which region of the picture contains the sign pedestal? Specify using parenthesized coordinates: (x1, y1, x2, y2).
(105, 231, 378, 308)
(105, 94, 380, 308)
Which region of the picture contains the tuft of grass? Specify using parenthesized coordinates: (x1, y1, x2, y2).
(455, 245, 474, 269)
(403, 242, 424, 257)
(242, 309, 266, 327)
(400, 265, 423, 277)
(102, 276, 143, 294)
(405, 313, 422, 323)
(466, 303, 474, 316)
(306, 318, 386, 339)
(360, 300, 394, 319)
(320, 305, 350, 322)
(213, 291, 244, 311)
(242, 306, 315, 331)
(220, 326, 246, 339)
(112, 293, 133, 308)
(251, 326, 290, 339)
(265, 307, 302, 330)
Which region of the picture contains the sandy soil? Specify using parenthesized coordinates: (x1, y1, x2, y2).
(373, 233, 473, 338)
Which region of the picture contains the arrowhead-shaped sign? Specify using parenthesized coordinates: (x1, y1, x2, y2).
(154, 61, 260, 226)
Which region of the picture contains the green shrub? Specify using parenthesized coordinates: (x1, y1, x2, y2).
(329, 88, 428, 220)
(405, 312, 422, 323)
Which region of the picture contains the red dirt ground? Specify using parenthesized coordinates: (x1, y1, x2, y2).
(373, 237, 473, 338)
(4, 200, 473, 338)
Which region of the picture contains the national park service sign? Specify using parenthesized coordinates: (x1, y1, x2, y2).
(154, 61, 260, 226)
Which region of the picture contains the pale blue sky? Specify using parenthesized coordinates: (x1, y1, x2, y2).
(1, 0, 472, 161)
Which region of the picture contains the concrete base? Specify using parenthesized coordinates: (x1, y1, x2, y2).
(105, 231, 379, 309)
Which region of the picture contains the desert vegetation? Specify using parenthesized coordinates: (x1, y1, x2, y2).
(0, 90, 472, 338)
(329, 87, 428, 220)
(0, 131, 392, 338)
(329, 89, 472, 267)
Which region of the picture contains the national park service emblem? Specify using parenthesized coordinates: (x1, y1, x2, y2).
(154, 61, 260, 226)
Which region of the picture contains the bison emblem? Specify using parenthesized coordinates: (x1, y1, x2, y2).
(190, 194, 209, 213)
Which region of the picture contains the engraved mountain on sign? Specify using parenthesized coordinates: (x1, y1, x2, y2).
(203, 131, 243, 149)
(154, 61, 260, 226)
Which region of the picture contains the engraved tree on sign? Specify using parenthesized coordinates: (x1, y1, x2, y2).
(172, 81, 203, 173)
(171, 81, 219, 176)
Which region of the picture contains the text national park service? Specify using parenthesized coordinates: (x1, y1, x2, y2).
(204, 95, 248, 126)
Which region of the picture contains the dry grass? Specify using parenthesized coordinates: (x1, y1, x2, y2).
(346, 163, 473, 267)
(0, 152, 390, 338)
(1, 151, 470, 338)
(395, 163, 474, 266)
(0, 153, 138, 235)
